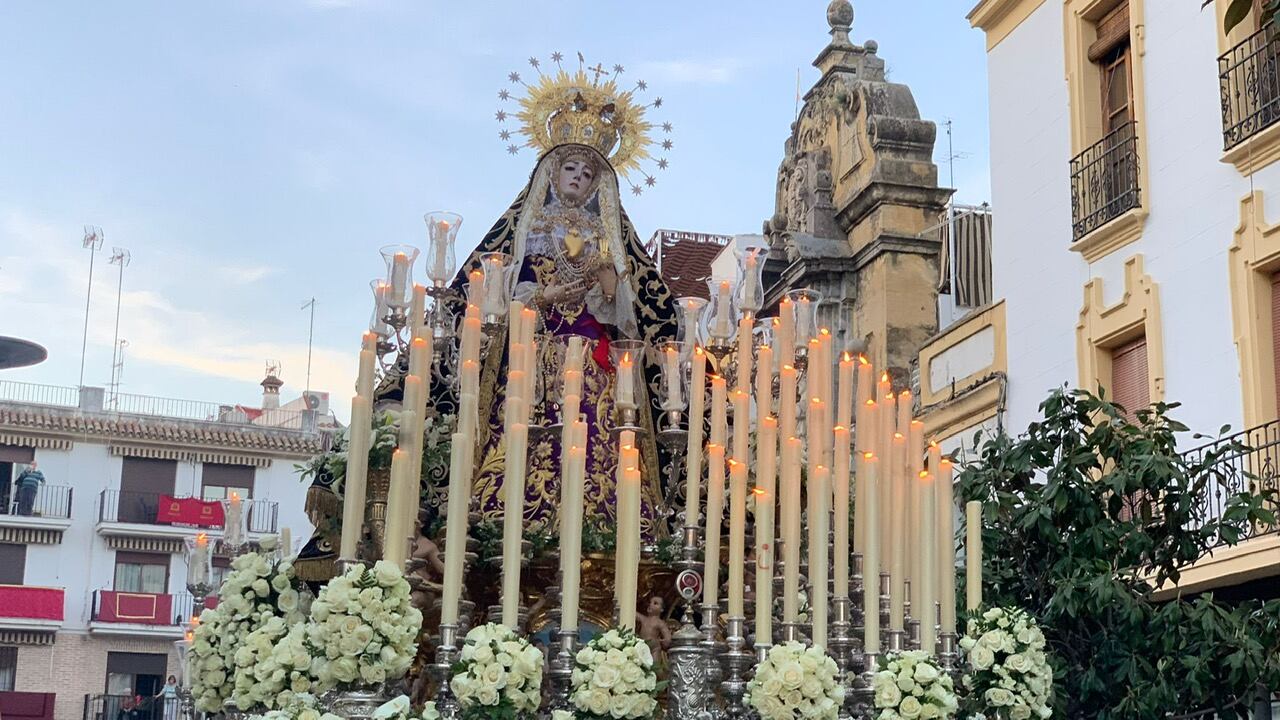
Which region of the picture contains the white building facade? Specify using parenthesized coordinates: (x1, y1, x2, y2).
(954, 0, 1280, 597)
(0, 380, 324, 720)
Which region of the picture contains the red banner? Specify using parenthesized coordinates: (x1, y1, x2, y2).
(155, 495, 225, 528)
(0, 585, 63, 621)
(95, 590, 173, 625)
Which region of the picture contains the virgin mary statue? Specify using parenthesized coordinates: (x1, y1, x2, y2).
(457, 146, 677, 536)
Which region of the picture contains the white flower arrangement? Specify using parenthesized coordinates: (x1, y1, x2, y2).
(246, 692, 342, 720)
(190, 549, 305, 712)
(568, 628, 660, 720)
(232, 620, 317, 710)
(371, 694, 440, 720)
(306, 561, 423, 690)
(449, 622, 544, 718)
(746, 641, 845, 720)
(959, 607, 1053, 720)
(872, 650, 958, 720)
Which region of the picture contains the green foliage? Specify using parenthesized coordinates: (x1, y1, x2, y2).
(1211, 0, 1279, 34)
(957, 387, 1280, 719)
(469, 520, 559, 564)
(581, 516, 618, 555)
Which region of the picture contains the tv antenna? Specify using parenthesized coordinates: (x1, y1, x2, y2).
(301, 298, 316, 395)
(78, 226, 104, 389)
(109, 339, 129, 407)
(108, 247, 131, 404)
(940, 119, 972, 192)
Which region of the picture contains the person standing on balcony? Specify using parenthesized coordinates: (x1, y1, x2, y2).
(154, 675, 179, 720)
(14, 461, 43, 516)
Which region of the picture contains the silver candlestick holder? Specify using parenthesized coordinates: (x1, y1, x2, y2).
(611, 405, 645, 440)
(829, 595, 854, 677)
(667, 624, 714, 720)
(938, 632, 960, 675)
(430, 623, 461, 719)
(851, 652, 879, 720)
(720, 616, 752, 719)
(700, 603, 725, 703)
(878, 573, 892, 651)
(549, 628, 579, 710)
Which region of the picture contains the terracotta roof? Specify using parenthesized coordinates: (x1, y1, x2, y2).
(649, 230, 732, 300)
(0, 402, 325, 457)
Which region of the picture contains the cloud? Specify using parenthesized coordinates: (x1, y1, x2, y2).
(216, 264, 277, 285)
(634, 58, 748, 85)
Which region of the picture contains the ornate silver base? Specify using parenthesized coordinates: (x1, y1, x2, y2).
(323, 684, 391, 720)
(938, 632, 959, 675)
(667, 624, 714, 720)
(549, 628, 579, 710)
(430, 624, 461, 719)
(850, 654, 879, 719)
(699, 603, 725, 696)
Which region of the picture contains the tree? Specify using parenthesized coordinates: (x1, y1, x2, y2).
(1211, 0, 1279, 35)
(957, 388, 1280, 719)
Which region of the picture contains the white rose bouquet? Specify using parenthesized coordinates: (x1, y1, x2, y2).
(959, 607, 1053, 720)
(449, 622, 544, 719)
(190, 549, 305, 712)
(231, 620, 317, 710)
(873, 650, 958, 719)
(747, 641, 844, 720)
(370, 694, 441, 720)
(306, 561, 423, 690)
(568, 628, 661, 720)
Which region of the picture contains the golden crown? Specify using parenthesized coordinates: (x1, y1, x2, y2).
(496, 53, 673, 195)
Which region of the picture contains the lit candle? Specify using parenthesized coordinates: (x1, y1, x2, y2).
(966, 500, 983, 611)
(897, 390, 912, 435)
(713, 280, 733, 339)
(682, 299, 701, 358)
(409, 284, 427, 337)
(937, 459, 957, 635)
(371, 281, 391, 335)
(918, 470, 937, 654)
(807, 396, 825, 488)
(485, 255, 506, 316)
(777, 297, 795, 371)
(854, 356, 873, 445)
(754, 416, 777, 643)
(432, 220, 451, 281)
(383, 448, 410, 567)
(837, 352, 855, 431)
(854, 399, 876, 555)
(684, 347, 707, 526)
(795, 294, 813, 340)
(727, 459, 748, 617)
(467, 269, 484, 306)
(190, 533, 209, 587)
(560, 443, 587, 632)
(742, 249, 759, 307)
(878, 392, 896, 569)
(809, 464, 830, 648)
(732, 389, 750, 462)
(280, 526, 291, 555)
(780, 437, 802, 623)
(861, 453, 880, 654)
(703, 444, 726, 609)
(225, 492, 243, 548)
(615, 439, 641, 629)
(756, 345, 774, 421)
(617, 351, 636, 409)
(710, 375, 728, 447)
(462, 312, 482, 368)
(736, 315, 753, 394)
(889, 433, 907, 631)
(390, 251, 410, 301)
(500, 421, 529, 628)
(340, 392, 374, 560)
(441, 431, 472, 627)
(664, 345, 681, 408)
(832, 425, 852, 600)
(778, 365, 798, 444)
(908, 425, 926, 624)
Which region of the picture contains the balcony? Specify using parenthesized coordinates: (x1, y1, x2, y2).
(95, 489, 278, 541)
(0, 485, 73, 542)
(0, 585, 64, 633)
(84, 695, 178, 720)
(1070, 121, 1141, 242)
(1220, 26, 1280, 151)
(88, 590, 197, 638)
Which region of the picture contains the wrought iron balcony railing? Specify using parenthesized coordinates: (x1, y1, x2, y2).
(1, 484, 72, 519)
(1182, 418, 1280, 550)
(90, 589, 195, 626)
(1219, 25, 1280, 150)
(84, 694, 181, 720)
(97, 489, 278, 534)
(1069, 121, 1141, 241)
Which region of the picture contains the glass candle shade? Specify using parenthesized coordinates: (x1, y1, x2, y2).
(653, 340, 686, 412)
(676, 296, 708, 361)
(609, 339, 646, 412)
(704, 278, 739, 344)
(737, 245, 767, 314)
(786, 288, 823, 343)
(369, 279, 393, 337)
(424, 211, 462, 288)
(479, 252, 514, 320)
(380, 244, 420, 309)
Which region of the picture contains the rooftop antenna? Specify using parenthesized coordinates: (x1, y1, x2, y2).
(108, 246, 131, 405)
(109, 339, 129, 406)
(300, 298, 316, 395)
(78, 226, 104, 389)
(941, 119, 972, 194)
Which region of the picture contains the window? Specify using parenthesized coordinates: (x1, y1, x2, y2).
(0, 544, 26, 585)
(1111, 335, 1150, 420)
(1092, 3, 1132, 134)
(0, 646, 15, 691)
(113, 552, 169, 594)
(210, 556, 232, 592)
(200, 463, 254, 501)
(118, 458, 176, 524)
(105, 651, 166, 697)
(0, 446, 33, 517)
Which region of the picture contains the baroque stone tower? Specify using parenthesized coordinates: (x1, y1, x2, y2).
(763, 0, 952, 387)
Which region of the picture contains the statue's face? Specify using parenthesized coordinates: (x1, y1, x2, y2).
(646, 596, 663, 615)
(558, 158, 595, 204)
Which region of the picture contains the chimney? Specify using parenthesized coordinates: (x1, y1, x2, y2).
(260, 365, 283, 410)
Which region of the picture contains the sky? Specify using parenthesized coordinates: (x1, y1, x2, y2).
(0, 1, 990, 421)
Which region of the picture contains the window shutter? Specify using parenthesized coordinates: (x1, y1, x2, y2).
(200, 463, 255, 495)
(0, 446, 34, 464)
(0, 543, 26, 585)
(119, 458, 177, 496)
(1111, 336, 1150, 420)
(1088, 2, 1131, 62)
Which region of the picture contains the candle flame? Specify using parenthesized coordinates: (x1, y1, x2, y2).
(894, 432, 904, 440)
(918, 470, 930, 479)
(694, 346, 705, 358)
(880, 371, 889, 382)
(863, 452, 875, 460)
(928, 439, 939, 448)
(752, 487, 767, 496)
(941, 458, 953, 467)
(230, 491, 239, 501)
(865, 398, 876, 406)
(621, 351, 631, 364)
(841, 351, 852, 363)
(195, 532, 207, 544)
(720, 280, 731, 290)
(910, 419, 924, 428)
(899, 389, 911, 398)
(772, 317, 781, 327)
(858, 354, 869, 365)
(394, 251, 407, 259)
(820, 328, 830, 337)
